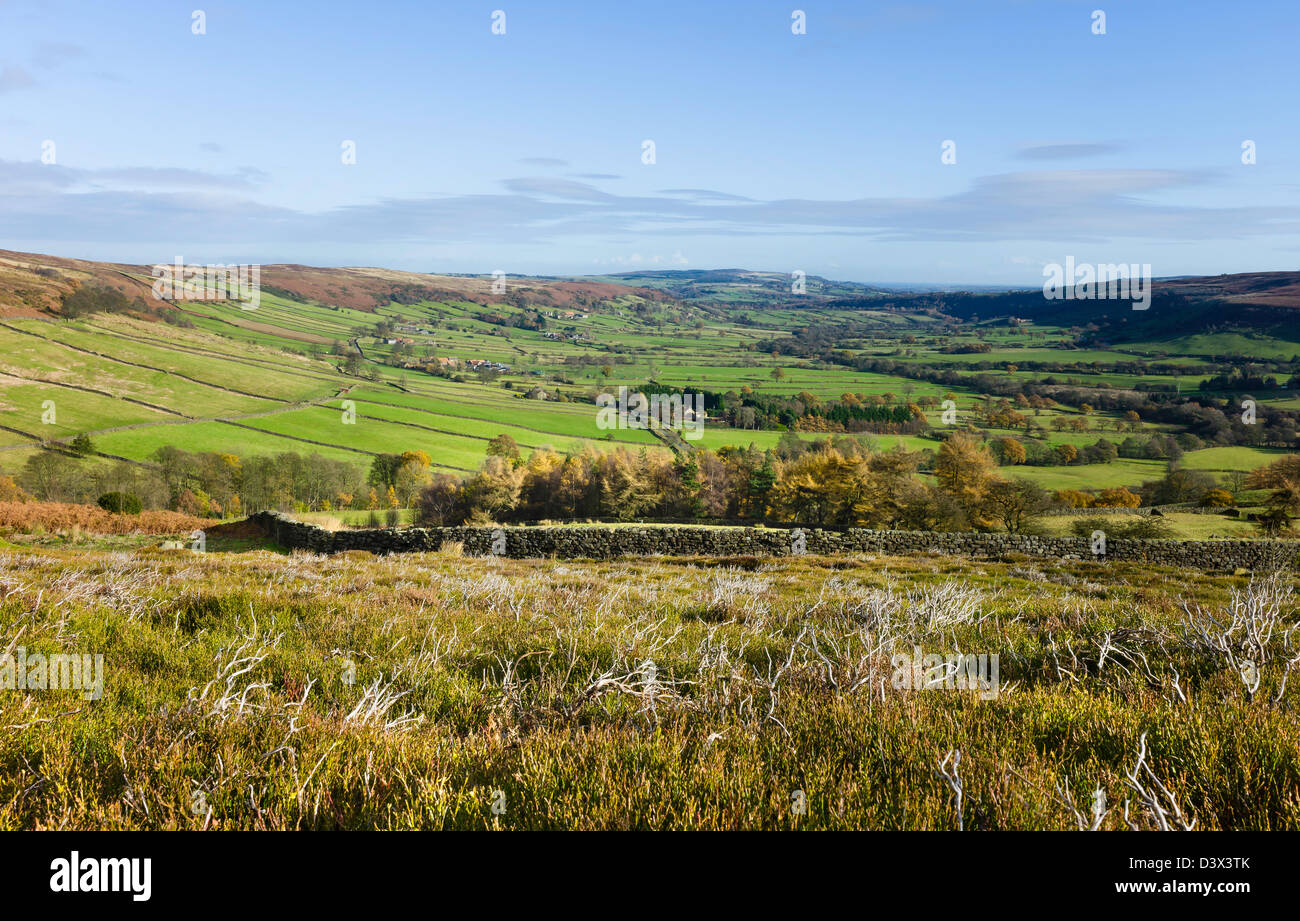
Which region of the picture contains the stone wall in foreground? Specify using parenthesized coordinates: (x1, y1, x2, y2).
(246, 511, 1297, 572)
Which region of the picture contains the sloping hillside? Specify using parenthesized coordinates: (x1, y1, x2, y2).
(4, 249, 1297, 512)
(0, 250, 167, 317)
(0, 250, 670, 320)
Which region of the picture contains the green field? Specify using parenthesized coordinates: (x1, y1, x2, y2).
(1037, 511, 1259, 540)
(3, 267, 1296, 515)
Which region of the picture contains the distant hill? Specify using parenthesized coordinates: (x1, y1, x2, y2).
(0, 250, 670, 320)
(805, 270, 1300, 344)
(582, 267, 1300, 343)
(961, 273, 1300, 343)
(0, 250, 168, 318)
(3, 250, 1297, 344)
(587, 268, 896, 306)
(1154, 272, 1300, 308)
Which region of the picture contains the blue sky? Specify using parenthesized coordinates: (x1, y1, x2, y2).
(1, 0, 1298, 284)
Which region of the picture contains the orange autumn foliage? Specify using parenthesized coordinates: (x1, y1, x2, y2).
(0, 501, 209, 536)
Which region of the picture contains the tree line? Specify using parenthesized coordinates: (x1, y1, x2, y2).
(10, 431, 1282, 535)
(412, 433, 1209, 534)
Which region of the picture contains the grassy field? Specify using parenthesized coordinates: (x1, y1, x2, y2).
(1002, 459, 1169, 491)
(2, 267, 1296, 505)
(1037, 511, 1259, 540)
(1178, 446, 1289, 473)
(1, 537, 1297, 830)
(294, 508, 418, 528)
(1127, 332, 1300, 361)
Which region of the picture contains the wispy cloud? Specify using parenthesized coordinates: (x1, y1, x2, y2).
(1016, 142, 1124, 161)
(501, 176, 614, 201)
(658, 188, 755, 203)
(0, 160, 268, 193)
(32, 42, 86, 69)
(1, 161, 1297, 250)
(0, 65, 35, 93)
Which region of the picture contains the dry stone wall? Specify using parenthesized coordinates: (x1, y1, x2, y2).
(247, 512, 1297, 572)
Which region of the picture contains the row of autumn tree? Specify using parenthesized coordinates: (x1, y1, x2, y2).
(19, 433, 1287, 534)
(415, 433, 1120, 533)
(15, 446, 431, 516)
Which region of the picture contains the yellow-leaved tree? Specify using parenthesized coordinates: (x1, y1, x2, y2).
(934, 433, 1000, 523)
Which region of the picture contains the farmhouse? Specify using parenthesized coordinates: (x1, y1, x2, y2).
(465, 358, 512, 372)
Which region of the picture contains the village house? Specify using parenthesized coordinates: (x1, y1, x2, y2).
(465, 358, 511, 372)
